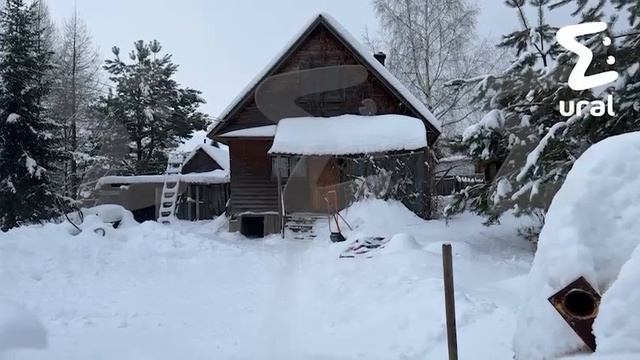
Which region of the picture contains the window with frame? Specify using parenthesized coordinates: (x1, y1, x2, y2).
(271, 156, 307, 180)
(272, 157, 290, 179)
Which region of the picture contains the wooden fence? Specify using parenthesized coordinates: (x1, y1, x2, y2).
(436, 175, 484, 196)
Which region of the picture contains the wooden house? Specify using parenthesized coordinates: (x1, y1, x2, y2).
(94, 143, 230, 222)
(208, 13, 442, 237)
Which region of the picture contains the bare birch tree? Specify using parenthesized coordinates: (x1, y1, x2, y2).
(368, 0, 505, 136)
(50, 9, 104, 200)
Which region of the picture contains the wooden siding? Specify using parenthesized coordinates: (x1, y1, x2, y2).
(95, 182, 229, 222)
(228, 214, 281, 237)
(181, 149, 222, 174)
(176, 183, 230, 221)
(95, 182, 164, 218)
(228, 139, 279, 215)
(264, 215, 281, 236)
(214, 24, 437, 144)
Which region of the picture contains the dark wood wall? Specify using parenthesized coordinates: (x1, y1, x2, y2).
(218, 25, 423, 136)
(182, 149, 222, 174)
(177, 183, 230, 221)
(228, 139, 279, 215)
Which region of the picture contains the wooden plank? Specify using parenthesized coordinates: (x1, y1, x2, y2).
(276, 156, 284, 238)
(442, 243, 459, 360)
(187, 186, 193, 220)
(228, 139, 280, 216)
(195, 185, 201, 220)
(182, 149, 222, 174)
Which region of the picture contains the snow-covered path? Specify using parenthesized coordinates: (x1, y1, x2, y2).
(0, 200, 534, 360)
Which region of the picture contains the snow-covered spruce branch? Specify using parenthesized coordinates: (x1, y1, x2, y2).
(515, 111, 585, 183)
(510, 170, 557, 202)
(444, 50, 541, 89)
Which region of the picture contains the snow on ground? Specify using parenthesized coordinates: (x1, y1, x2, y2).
(0, 200, 534, 360)
(514, 132, 640, 359)
(0, 302, 47, 352)
(594, 245, 640, 355)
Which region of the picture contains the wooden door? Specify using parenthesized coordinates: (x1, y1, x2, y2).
(309, 157, 341, 213)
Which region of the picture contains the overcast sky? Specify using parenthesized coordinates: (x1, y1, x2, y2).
(48, 0, 576, 121)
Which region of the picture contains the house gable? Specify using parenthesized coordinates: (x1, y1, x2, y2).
(181, 148, 223, 174)
(209, 14, 441, 144)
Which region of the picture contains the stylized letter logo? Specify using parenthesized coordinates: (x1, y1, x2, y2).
(556, 22, 619, 91)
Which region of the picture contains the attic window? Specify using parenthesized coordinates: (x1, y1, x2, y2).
(272, 157, 290, 179)
(323, 88, 346, 103)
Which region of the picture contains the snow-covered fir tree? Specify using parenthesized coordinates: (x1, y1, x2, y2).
(444, 0, 640, 234)
(0, 0, 66, 230)
(602, 0, 640, 136)
(97, 40, 208, 174)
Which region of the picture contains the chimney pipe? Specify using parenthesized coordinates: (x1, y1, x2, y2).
(373, 52, 386, 66)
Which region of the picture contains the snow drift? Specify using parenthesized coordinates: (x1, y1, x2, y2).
(592, 244, 640, 355)
(1, 198, 535, 359)
(0, 302, 47, 352)
(333, 198, 425, 237)
(513, 132, 640, 359)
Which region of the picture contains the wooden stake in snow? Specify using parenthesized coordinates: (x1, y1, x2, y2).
(442, 243, 459, 360)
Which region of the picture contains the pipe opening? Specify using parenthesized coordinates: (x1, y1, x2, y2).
(563, 289, 598, 319)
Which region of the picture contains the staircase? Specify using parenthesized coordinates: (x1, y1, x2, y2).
(157, 153, 186, 224)
(285, 213, 327, 240)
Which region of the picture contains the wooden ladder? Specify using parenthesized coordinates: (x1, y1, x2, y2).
(157, 153, 185, 224)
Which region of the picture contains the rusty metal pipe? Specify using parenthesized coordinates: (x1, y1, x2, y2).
(562, 289, 599, 320)
(548, 277, 601, 352)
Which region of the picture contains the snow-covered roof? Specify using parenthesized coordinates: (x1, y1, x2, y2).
(183, 143, 230, 171)
(97, 143, 230, 188)
(268, 114, 427, 156)
(212, 13, 441, 136)
(176, 130, 211, 153)
(217, 125, 277, 138)
(97, 170, 230, 187)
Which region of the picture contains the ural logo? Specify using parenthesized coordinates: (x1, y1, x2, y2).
(556, 22, 618, 117)
(556, 22, 618, 91)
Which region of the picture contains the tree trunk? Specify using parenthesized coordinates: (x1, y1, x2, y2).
(70, 12, 78, 199)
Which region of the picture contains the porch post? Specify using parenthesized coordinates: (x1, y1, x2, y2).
(195, 185, 201, 221)
(187, 185, 193, 220)
(276, 155, 285, 238)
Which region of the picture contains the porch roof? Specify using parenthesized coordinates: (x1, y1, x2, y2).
(96, 170, 230, 188)
(217, 125, 277, 138)
(268, 114, 427, 156)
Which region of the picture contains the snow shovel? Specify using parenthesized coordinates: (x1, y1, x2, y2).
(328, 212, 346, 242)
(322, 192, 349, 243)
